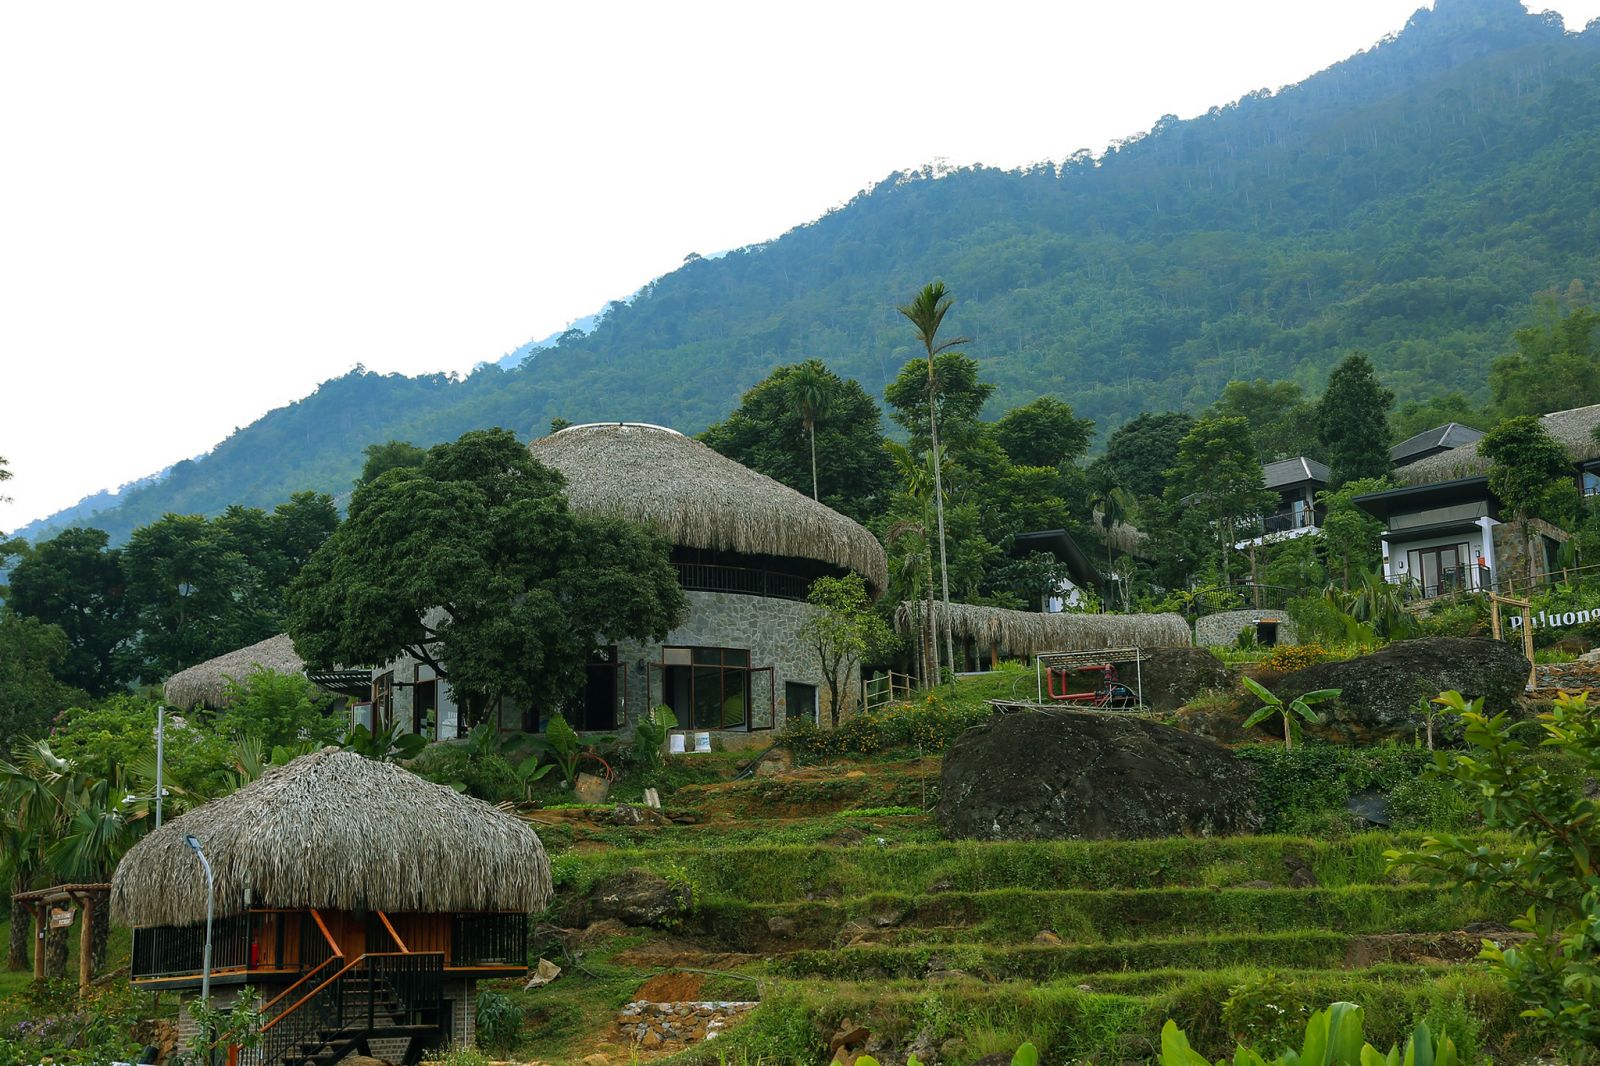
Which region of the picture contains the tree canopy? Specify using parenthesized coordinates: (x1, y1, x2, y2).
(699, 361, 894, 522)
(288, 428, 686, 722)
(1317, 354, 1395, 487)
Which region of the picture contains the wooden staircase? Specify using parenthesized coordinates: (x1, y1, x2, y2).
(254, 912, 446, 1066)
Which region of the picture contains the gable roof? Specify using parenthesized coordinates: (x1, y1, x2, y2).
(1396, 404, 1600, 486)
(1390, 422, 1484, 467)
(1263, 456, 1330, 491)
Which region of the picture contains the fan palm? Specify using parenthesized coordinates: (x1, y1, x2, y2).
(899, 282, 970, 683)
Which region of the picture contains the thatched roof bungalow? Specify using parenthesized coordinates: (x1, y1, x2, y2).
(377, 422, 891, 742)
(530, 421, 888, 594)
(1394, 404, 1600, 487)
(112, 748, 549, 1055)
(163, 633, 370, 710)
(897, 601, 1192, 661)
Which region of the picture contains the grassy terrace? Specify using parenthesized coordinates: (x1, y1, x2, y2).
(499, 756, 1534, 1066)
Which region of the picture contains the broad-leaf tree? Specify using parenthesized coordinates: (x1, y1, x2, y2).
(0, 612, 87, 743)
(1316, 478, 1389, 590)
(991, 397, 1094, 468)
(1165, 416, 1275, 585)
(1481, 414, 1575, 584)
(287, 428, 686, 725)
(700, 361, 893, 522)
(1316, 353, 1395, 486)
(5, 527, 134, 695)
(355, 439, 428, 490)
(800, 574, 893, 727)
(1102, 412, 1194, 500)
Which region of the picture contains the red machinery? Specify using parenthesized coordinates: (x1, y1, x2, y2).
(1045, 662, 1139, 709)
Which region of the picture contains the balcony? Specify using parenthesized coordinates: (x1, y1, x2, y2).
(674, 562, 812, 601)
(450, 912, 527, 968)
(131, 910, 323, 982)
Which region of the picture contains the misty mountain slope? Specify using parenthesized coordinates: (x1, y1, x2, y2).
(21, 0, 1600, 545)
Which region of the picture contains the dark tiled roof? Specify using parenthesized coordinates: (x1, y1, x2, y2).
(1390, 422, 1484, 466)
(1263, 456, 1330, 490)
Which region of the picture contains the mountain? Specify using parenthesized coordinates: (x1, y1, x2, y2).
(22, 0, 1600, 546)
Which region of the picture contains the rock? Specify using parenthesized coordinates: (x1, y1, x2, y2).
(766, 915, 796, 938)
(1121, 647, 1233, 713)
(1232, 880, 1276, 890)
(586, 869, 694, 926)
(1271, 636, 1529, 743)
(1173, 702, 1254, 744)
(343, 1058, 394, 1066)
(907, 1027, 941, 1065)
(926, 968, 973, 981)
(1284, 854, 1320, 888)
(641, 1030, 663, 1049)
(582, 1054, 612, 1066)
(936, 709, 1261, 840)
(830, 1023, 871, 1059)
(1346, 789, 1391, 828)
(1032, 929, 1062, 945)
(754, 747, 794, 777)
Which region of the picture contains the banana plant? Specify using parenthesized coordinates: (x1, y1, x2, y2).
(1240, 676, 1340, 750)
(1158, 1002, 1458, 1066)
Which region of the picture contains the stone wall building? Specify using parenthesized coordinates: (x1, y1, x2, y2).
(368, 423, 889, 741)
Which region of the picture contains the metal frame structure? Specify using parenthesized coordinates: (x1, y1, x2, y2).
(1034, 646, 1146, 709)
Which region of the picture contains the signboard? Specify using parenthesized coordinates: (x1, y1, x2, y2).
(49, 906, 74, 930)
(1508, 608, 1598, 630)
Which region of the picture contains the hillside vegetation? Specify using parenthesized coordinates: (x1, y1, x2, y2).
(21, 0, 1600, 544)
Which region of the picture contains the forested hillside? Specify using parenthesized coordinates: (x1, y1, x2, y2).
(21, 0, 1600, 544)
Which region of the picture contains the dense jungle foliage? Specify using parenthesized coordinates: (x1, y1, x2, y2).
(15, 0, 1600, 546)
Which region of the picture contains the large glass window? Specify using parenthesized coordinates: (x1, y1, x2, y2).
(664, 647, 751, 730)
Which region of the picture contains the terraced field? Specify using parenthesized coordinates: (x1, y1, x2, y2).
(506, 760, 1535, 1065)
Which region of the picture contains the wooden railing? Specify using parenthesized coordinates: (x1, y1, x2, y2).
(451, 912, 526, 966)
(260, 909, 342, 1018)
(256, 951, 443, 1066)
(862, 671, 915, 712)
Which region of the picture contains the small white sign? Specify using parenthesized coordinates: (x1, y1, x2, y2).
(668, 733, 686, 755)
(695, 732, 712, 753)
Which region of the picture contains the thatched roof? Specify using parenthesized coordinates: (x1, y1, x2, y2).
(111, 748, 551, 927)
(1397, 404, 1600, 486)
(897, 601, 1192, 658)
(531, 422, 889, 595)
(163, 634, 305, 710)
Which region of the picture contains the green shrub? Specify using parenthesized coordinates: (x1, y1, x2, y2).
(780, 694, 990, 760)
(1159, 1002, 1459, 1066)
(475, 987, 522, 1055)
(1392, 690, 1600, 1054)
(409, 744, 521, 802)
(1236, 744, 1471, 834)
(218, 669, 343, 749)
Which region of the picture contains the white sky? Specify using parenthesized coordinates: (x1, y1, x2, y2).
(5, 0, 1598, 531)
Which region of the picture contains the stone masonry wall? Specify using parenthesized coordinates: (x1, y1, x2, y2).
(616, 590, 850, 732)
(1195, 609, 1300, 648)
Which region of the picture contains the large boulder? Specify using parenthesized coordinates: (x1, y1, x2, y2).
(936, 709, 1260, 840)
(1118, 646, 1232, 713)
(1271, 636, 1529, 743)
(584, 870, 694, 927)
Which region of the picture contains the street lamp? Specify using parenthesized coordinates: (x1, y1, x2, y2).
(122, 705, 169, 826)
(185, 835, 215, 1039)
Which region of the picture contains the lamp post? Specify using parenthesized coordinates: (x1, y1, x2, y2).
(122, 707, 170, 825)
(185, 835, 215, 1059)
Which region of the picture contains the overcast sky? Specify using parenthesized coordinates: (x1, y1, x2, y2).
(5, 1, 1598, 531)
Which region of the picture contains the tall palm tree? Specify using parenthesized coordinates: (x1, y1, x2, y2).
(887, 441, 943, 686)
(789, 361, 833, 501)
(1088, 467, 1130, 609)
(899, 282, 970, 682)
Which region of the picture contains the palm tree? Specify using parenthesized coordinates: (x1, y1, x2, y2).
(789, 361, 833, 501)
(887, 441, 942, 686)
(1088, 467, 1130, 609)
(899, 283, 970, 682)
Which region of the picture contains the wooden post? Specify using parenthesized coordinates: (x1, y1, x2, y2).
(77, 896, 92, 991)
(1489, 593, 1537, 691)
(31, 906, 44, 981)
